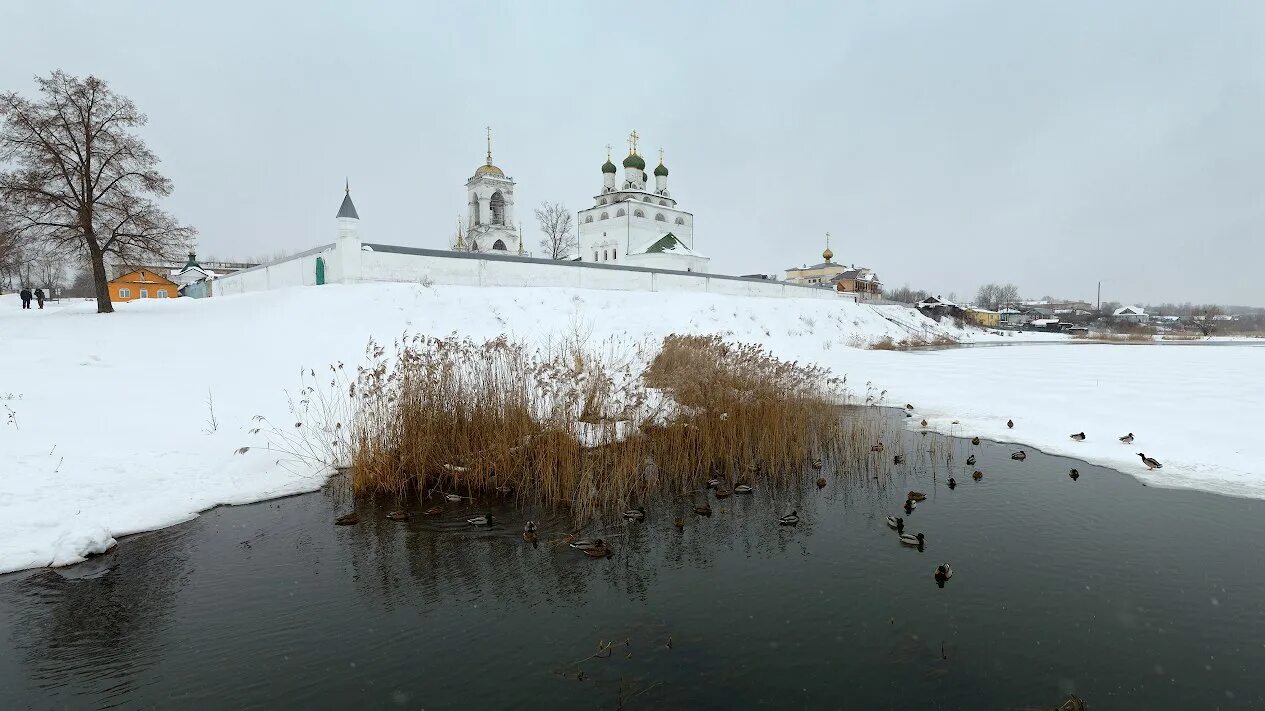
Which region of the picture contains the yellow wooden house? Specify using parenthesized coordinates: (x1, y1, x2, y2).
(108, 269, 180, 302)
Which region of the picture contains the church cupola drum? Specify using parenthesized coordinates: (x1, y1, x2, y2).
(457, 126, 523, 254)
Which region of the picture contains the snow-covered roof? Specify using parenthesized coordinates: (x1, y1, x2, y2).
(917, 296, 957, 308)
(1030, 318, 1060, 326)
(966, 306, 999, 314)
(1113, 306, 1146, 316)
(999, 308, 1023, 314)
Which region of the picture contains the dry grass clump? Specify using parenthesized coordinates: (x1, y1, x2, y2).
(867, 334, 958, 350)
(346, 333, 857, 522)
(1072, 331, 1154, 343)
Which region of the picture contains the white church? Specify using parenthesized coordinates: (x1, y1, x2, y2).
(576, 131, 710, 273)
(453, 129, 525, 255)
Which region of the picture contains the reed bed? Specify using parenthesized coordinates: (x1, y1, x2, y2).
(344, 333, 877, 522)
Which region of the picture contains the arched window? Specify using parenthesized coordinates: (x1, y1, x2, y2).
(490, 191, 506, 225)
(655, 213, 666, 222)
(603, 249, 608, 261)
(641, 196, 651, 203)
(600, 212, 609, 220)
(634, 209, 645, 218)
(585, 215, 593, 223)
(616, 209, 625, 217)
(612, 249, 617, 260)
(675, 217, 685, 225)
(471, 196, 481, 225)
(492, 239, 507, 251)
(594, 251, 598, 261)
(598, 198, 607, 205)
(659, 200, 668, 206)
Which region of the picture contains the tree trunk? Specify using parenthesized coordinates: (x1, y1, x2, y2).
(88, 238, 113, 314)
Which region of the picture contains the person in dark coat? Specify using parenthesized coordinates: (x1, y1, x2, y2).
(34, 288, 45, 309)
(19, 288, 32, 309)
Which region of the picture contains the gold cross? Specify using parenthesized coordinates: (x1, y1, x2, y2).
(628, 129, 639, 155)
(485, 126, 492, 163)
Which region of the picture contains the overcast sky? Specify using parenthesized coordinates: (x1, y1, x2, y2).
(3, 1, 1262, 305)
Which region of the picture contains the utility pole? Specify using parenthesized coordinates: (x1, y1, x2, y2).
(1097, 281, 1102, 313)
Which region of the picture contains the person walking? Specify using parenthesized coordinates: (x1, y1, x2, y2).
(34, 288, 45, 309)
(19, 287, 32, 309)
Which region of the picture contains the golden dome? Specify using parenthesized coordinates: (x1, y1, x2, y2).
(475, 163, 504, 177)
(823, 247, 834, 261)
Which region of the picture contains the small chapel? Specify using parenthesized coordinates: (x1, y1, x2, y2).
(453, 128, 525, 254)
(575, 131, 710, 272)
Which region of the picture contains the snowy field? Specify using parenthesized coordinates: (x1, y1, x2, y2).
(0, 285, 1258, 574)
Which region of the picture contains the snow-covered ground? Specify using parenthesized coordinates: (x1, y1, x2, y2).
(0, 285, 1258, 574)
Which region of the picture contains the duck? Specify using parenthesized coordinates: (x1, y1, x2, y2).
(816, 477, 827, 489)
(893, 455, 905, 465)
(778, 511, 800, 526)
(920, 419, 928, 427)
(966, 454, 976, 466)
(569, 537, 602, 550)
(811, 458, 824, 470)
(385, 510, 409, 521)
(673, 516, 685, 529)
(1069, 469, 1080, 481)
(693, 502, 713, 516)
(466, 513, 493, 526)
(334, 512, 359, 526)
(899, 532, 925, 547)
(972, 470, 983, 480)
(523, 530, 537, 544)
(886, 515, 904, 531)
(971, 437, 981, 446)
(734, 484, 754, 494)
(706, 476, 720, 489)
(934, 563, 953, 579)
(905, 403, 915, 411)
(871, 443, 885, 452)
(1007, 419, 1014, 429)
(444, 493, 463, 502)
(1119, 432, 1135, 444)
(948, 477, 957, 489)
(905, 411, 913, 418)
(423, 506, 443, 515)
(1137, 453, 1162, 470)
(622, 506, 646, 521)
(523, 520, 538, 533)
(1011, 450, 1027, 461)
(907, 491, 927, 501)
(584, 543, 612, 558)
(903, 499, 916, 514)
(1070, 432, 1086, 441)
(714, 486, 732, 499)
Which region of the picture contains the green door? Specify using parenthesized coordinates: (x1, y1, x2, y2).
(315, 256, 326, 285)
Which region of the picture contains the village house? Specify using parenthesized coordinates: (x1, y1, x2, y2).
(830, 266, 882, 299)
(107, 269, 179, 302)
(963, 306, 1000, 328)
(1113, 305, 1149, 323)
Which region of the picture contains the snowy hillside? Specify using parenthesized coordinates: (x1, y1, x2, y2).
(0, 284, 1258, 573)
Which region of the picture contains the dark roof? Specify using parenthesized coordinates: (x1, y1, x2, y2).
(645, 233, 683, 253)
(337, 192, 359, 219)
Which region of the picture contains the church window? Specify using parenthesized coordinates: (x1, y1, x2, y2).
(471, 196, 481, 225)
(492, 239, 507, 251)
(598, 198, 606, 205)
(659, 200, 668, 206)
(490, 191, 506, 225)
(616, 209, 625, 217)
(603, 249, 608, 261)
(634, 209, 645, 218)
(675, 217, 685, 225)
(612, 249, 617, 260)
(641, 197, 651, 202)
(594, 251, 598, 261)
(600, 212, 609, 220)
(585, 215, 593, 223)
(655, 213, 666, 222)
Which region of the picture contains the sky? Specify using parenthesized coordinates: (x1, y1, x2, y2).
(2, 1, 1262, 306)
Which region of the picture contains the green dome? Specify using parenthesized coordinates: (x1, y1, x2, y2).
(622, 153, 645, 170)
(654, 162, 669, 177)
(601, 159, 617, 174)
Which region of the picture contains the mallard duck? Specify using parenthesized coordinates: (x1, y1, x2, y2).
(734, 484, 754, 494)
(523, 530, 537, 544)
(423, 505, 443, 515)
(886, 515, 904, 531)
(693, 502, 713, 516)
(893, 455, 905, 465)
(622, 506, 646, 521)
(584, 543, 612, 558)
(385, 510, 409, 521)
(1011, 450, 1027, 461)
(971, 437, 980, 446)
(920, 419, 928, 427)
(444, 493, 463, 502)
(903, 499, 916, 513)
(1070, 432, 1086, 441)
(569, 537, 602, 550)
(1137, 453, 1162, 470)
(815, 477, 827, 489)
(934, 563, 953, 579)
(871, 443, 885, 452)
(907, 491, 927, 501)
(972, 470, 983, 480)
(1007, 419, 1014, 429)
(779, 511, 800, 526)
(1119, 432, 1135, 444)
(466, 513, 493, 526)
(966, 454, 976, 466)
(523, 521, 538, 533)
(706, 476, 720, 489)
(1069, 469, 1080, 480)
(811, 458, 824, 470)
(947, 477, 957, 488)
(714, 486, 732, 499)
(673, 516, 685, 529)
(899, 532, 925, 547)
(334, 512, 359, 526)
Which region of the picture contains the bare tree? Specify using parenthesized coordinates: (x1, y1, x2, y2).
(996, 283, 1020, 308)
(0, 71, 194, 313)
(535, 201, 575, 260)
(974, 282, 1021, 310)
(0, 215, 29, 292)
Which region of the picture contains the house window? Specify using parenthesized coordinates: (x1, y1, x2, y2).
(139, 289, 149, 298)
(634, 209, 645, 218)
(119, 288, 131, 298)
(157, 289, 169, 298)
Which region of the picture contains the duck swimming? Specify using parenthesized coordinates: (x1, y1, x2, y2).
(523, 521, 538, 533)
(948, 477, 957, 489)
(714, 486, 733, 499)
(816, 477, 827, 489)
(934, 563, 953, 579)
(811, 458, 824, 470)
(1070, 432, 1086, 441)
(1011, 451, 1027, 461)
(899, 532, 925, 547)
(966, 454, 976, 466)
(1069, 469, 1080, 480)
(707, 476, 720, 489)
(971, 437, 981, 446)
(1119, 432, 1135, 444)
(385, 510, 409, 521)
(972, 470, 983, 480)
(334, 512, 359, 526)
(779, 511, 800, 526)
(467, 514, 493, 526)
(569, 538, 602, 550)
(423, 506, 443, 515)
(1137, 453, 1162, 470)
(623, 506, 646, 521)
(693, 502, 713, 516)
(893, 455, 905, 465)
(734, 484, 754, 494)
(903, 499, 916, 514)
(907, 491, 927, 502)
(906, 404, 915, 411)
(584, 543, 612, 558)
(1007, 419, 1014, 429)
(920, 419, 928, 427)
(886, 515, 904, 531)
(444, 493, 463, 502)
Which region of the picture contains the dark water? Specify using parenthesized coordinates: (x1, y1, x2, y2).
(3, 420, 1264, 710)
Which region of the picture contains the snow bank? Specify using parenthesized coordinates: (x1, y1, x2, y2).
(0, 285, 1257, 573)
